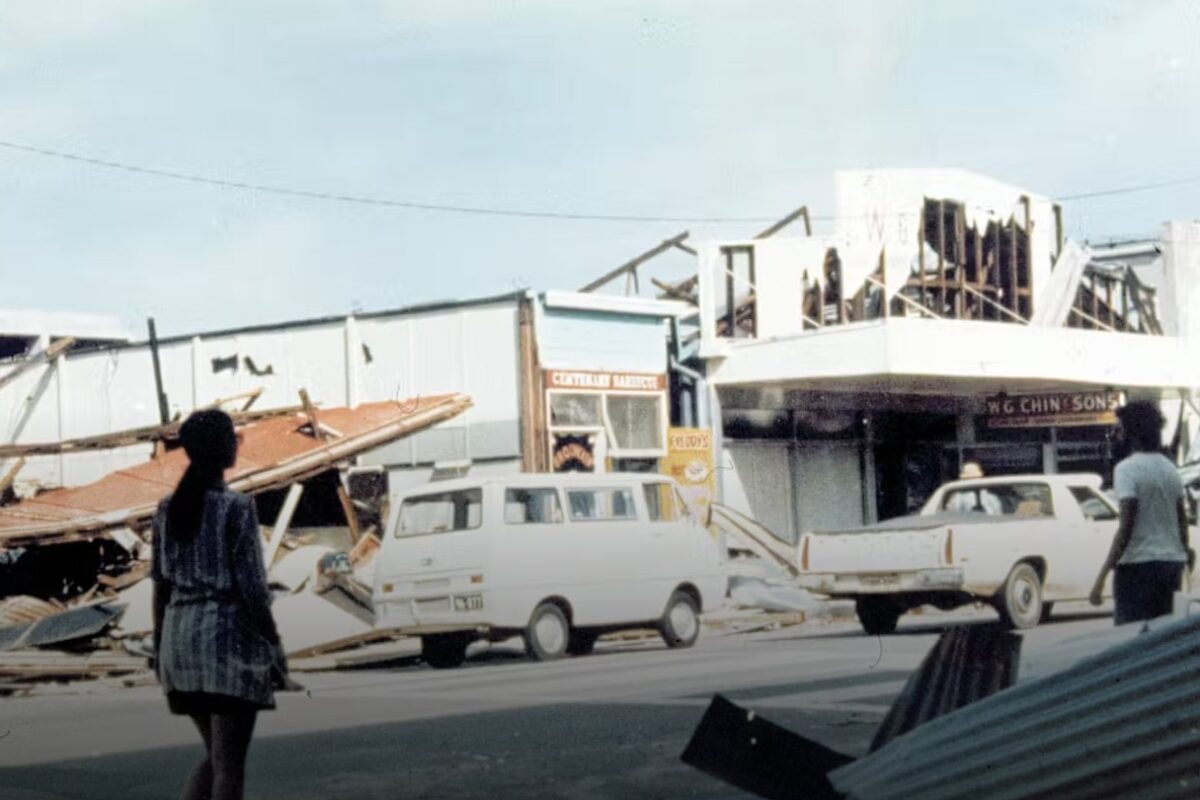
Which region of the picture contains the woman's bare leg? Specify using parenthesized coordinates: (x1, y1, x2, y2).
(181, 713, 213, 800)
(210, 710, 258, 800)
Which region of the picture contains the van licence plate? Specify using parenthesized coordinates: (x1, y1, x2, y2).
(454, 593, 484, 611)
(861, 574, 900, 586)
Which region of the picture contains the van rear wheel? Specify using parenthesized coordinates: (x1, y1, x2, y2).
(525, 603, 570, 661)
(421, 633, 470, 669)
(660, 591, 700, 649)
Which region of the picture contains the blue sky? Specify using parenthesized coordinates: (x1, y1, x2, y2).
(1, 0, 1197, 335)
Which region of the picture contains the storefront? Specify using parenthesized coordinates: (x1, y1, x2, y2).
(545, 369, 669, 473)
(532, 291, 689, 475)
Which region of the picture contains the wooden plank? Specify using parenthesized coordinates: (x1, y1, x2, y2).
(579, 231, 690, 293)
(298, 390, 361, 543)
(0, 457, 25, 496)
(937, 200, 946, 314)
(265, 483, 304, 566)
(0, 337, 75, 394)
(651, 277, 698, 304)
(753, 205, 811, 240)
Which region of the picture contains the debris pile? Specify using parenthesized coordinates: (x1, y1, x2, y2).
(0, 391, 472, 695)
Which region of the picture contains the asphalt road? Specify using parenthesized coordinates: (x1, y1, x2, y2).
(0, 607, 1114, 800)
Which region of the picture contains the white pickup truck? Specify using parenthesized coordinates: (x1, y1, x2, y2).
(796, 473, 1127, 634)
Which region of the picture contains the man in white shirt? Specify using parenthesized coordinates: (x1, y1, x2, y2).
(1089, 401, 1190, 624)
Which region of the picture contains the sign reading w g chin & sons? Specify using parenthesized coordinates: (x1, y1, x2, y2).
(984, 390, 1123, 429)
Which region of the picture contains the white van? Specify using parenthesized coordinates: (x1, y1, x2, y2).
(372, 472, 728, 668)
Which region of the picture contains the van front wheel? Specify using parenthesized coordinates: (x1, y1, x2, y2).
(660, 591, 700, 649)
(525, 603, 570, 661)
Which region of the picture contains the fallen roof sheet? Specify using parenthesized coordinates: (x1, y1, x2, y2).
(0, 596, 65, 627)
(0, 602, 125, 651)
(869, 625, 1022, 752)
(0, 394, 472, 547)
(829, 613, 1200, 799)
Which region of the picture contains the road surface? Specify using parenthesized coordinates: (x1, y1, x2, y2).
(0, 607, 1113, 799)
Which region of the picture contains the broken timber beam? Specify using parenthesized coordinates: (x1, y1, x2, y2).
(298, 390, 362, 544)
(0, 337, 75, 394)
(753, 205, 812, 240)
(0, 457, 26, 496)
(579, 231, 691, 293)
(651, 277, 699, 304)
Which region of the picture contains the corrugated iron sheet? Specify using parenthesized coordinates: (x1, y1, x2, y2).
(870, 625, 1022, 751)
(0, 394, 471, 546)
(0, 596, 64, 627)
(0, 602, 124, 650)
(830, 613, 1200, 799)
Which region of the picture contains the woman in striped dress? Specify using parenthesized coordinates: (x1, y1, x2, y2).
(152, 409, 288, 800)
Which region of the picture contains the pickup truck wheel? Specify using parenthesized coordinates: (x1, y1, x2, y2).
(856, 597, 901, 635)
(660, 591, 701, 649)
(421, 633, 470, 669)
(525, 603, 570, 661)
(998, 563, 1043, 629)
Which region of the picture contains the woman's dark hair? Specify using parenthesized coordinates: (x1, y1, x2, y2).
(1116, 400, 1164, 453)
(167, 410, 238, 539)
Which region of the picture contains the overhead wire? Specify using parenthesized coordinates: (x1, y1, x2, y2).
(0, 138, 1196, 224)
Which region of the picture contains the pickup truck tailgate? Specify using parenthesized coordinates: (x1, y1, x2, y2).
(803, 526, 946, 574)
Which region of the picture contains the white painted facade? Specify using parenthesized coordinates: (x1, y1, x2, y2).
(0, 295, 526, 496)
(692, 169, 1200, 540)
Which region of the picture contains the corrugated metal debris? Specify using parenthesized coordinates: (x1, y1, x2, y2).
(0, 602, 125, 651)
(0, 394, 471, 547)
(870, 625, 1022, 751)
(830, 613, 1200, 799)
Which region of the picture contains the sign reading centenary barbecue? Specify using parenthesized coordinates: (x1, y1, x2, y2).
(984, 390, 1123, 428)
(545, 370, 666, 392)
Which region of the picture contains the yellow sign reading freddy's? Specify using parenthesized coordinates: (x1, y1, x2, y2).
(985, 390, 1122, 429)
(662, 427, 715, 519)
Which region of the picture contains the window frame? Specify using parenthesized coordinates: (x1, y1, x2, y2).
(564, 486, 640, 523)
(394, 488, 484, 538)
(502, 486, 565, 526)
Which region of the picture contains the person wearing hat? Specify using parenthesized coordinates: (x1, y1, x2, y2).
(950, 461, 1003, 515)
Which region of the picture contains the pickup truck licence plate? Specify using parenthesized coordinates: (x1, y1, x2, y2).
(861, 574, 900, 586)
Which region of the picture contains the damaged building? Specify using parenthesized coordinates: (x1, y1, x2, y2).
(684, 168, 1200, 540)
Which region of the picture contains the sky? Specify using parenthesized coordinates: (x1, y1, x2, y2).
(1, 0, 1198, 337)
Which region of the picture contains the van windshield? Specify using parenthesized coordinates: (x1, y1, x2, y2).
(397, 489, 483, 536)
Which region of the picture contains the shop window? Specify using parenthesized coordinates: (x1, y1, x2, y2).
(606, 395, 661, 450)
(566, 488, 637, 522)
(550, 394, 601, 427)
(397, 489, 482, 536)
(503, 488, 563, 524)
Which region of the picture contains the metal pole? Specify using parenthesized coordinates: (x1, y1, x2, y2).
(147, 318, 170, 425)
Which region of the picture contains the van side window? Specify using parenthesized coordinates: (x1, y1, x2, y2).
(644, 483, 679, 521)
(397, 489, 483, 537)
(504, 488, 563, 524)
(566, 488, 637, 521)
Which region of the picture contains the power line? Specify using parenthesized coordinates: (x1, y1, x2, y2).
(0, 139, 776, 224)
(1053, 174, 1200, 201)
(0, 138, 1196, 223)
